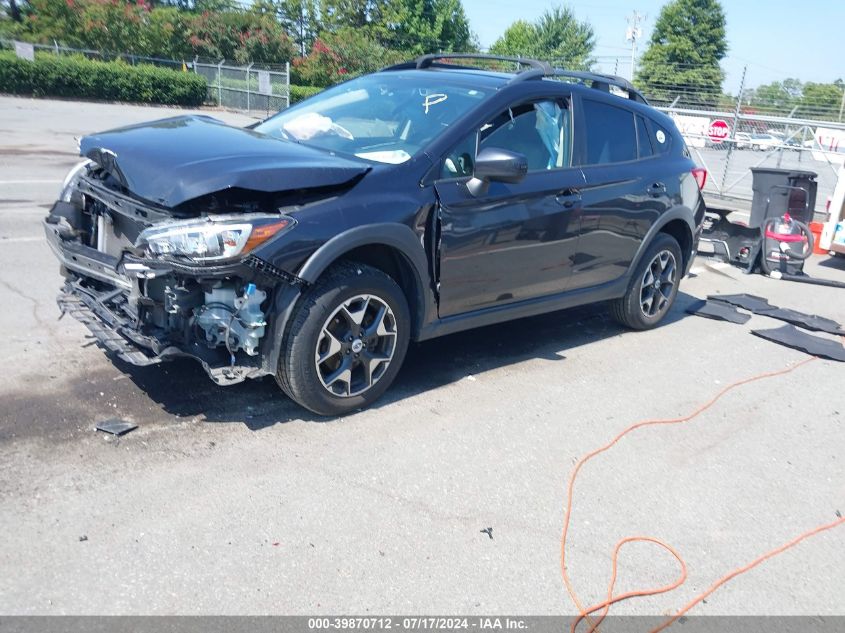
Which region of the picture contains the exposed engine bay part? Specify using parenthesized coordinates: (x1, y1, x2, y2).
(195, 283, 267, 357)
(57, 280, 272, 385)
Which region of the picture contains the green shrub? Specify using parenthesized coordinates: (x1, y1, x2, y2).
(0, 52, 208, 106)
(290, 85, 323, 103)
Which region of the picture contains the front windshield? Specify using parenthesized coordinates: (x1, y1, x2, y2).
(254, 73, 489, 164)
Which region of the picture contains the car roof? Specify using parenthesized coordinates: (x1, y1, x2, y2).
(370, 68, 512, 90)
(381, 54, 649, 105)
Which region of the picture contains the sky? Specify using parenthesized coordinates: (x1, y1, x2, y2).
(461, 0, 845, 90)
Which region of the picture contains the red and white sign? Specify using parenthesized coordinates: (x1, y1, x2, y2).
(708, 119, 730, 143)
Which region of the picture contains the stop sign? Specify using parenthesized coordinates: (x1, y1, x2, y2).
(708, 119, 730, 143)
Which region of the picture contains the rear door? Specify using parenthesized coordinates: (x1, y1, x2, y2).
(433, 96, 585, 317)
(570, 97, 671, 290)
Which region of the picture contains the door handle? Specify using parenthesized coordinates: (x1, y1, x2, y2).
(647, 182, 667, 197)
(556, 188, 582, 208)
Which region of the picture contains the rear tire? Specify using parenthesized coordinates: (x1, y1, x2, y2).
(276, 261, 410, 416)
(610, 233, 682, 330)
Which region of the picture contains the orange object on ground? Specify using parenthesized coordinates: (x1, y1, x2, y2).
(809, 221, 826, 255)
(560, 357, 845, 633)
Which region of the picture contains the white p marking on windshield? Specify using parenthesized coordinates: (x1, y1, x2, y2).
(423, 93, 448, 114)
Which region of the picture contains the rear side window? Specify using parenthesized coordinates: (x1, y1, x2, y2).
(649, 120, 673, 154)
(636, 115, 653, 158)
(582, 99, 636, 164)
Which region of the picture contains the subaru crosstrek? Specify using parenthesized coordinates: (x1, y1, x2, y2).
(44, 54, 707, 415)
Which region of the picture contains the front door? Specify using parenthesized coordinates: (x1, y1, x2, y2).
(569, 98, 666, 290)
(434, 98, 585, 317)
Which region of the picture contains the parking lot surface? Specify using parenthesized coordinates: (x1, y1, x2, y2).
(1, 95, 843, 616)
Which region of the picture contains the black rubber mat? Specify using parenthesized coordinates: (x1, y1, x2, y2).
(751, 325, 845, 362)
(707, 293, 774, 312)
(709, 293, 845, 335)
(759, 308, 845, 336)
(686, 299, 751, 324)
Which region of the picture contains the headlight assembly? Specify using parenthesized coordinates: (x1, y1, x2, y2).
(136, 215, 296, 262)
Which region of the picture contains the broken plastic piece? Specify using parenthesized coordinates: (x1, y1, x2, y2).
(95, 418, 138, 436)
(751, 325, 845, 362)
(686, 299, 751, 324)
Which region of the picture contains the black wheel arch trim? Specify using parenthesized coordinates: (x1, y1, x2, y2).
(295, 223, 437, 340)
(630, 206, 696, 279)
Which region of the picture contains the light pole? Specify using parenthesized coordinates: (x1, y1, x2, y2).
(626, 11, 645, 81)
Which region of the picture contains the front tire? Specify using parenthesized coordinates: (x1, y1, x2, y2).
(610, 233, 682, 330)
(276, 261, 410, 416)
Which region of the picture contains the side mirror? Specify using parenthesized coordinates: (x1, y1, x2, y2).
(468, 147, 528, 196)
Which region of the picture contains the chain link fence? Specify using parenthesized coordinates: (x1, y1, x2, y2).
(193, 60, 290, 117)
(659, 107, 845, 218)
(0, 39, 290, 115)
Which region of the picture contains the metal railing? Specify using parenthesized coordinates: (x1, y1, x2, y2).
(0, 38, 186, 69)
(657, 106, 845, 217)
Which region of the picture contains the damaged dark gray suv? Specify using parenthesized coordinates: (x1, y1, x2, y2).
(44, 54, 706, 415)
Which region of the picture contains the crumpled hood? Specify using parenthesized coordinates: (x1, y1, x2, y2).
(79, 115, 370, 208)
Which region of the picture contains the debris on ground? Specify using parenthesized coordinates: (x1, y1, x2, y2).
(95, 419, 138, 436)
(480, 527, 493, 540)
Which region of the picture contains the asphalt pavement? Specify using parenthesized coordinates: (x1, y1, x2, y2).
(0, 95, 843, 617)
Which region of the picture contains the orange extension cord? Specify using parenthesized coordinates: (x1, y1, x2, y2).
(559, 357, 845, 633)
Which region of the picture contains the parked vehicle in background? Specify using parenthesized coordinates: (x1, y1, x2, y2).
(43, 54, 707, 415)
(734, 132, 753, 149)
(783, 136, 802, 150)
(751, 133, 782, 151)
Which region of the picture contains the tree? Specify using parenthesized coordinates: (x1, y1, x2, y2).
(747, 79, 844, 120)
(3, 0, 23, 22)
(272, 0, 320, 56)
(184, 9, 296, 63)
(489, 5, 595, 70)
(489, 20, 535, 56)
(801, 82, 844, 120)
(750, 79, 801, 114)
(292, 26, 402, 86)
(379, 0, 475, 55)
(319, 0, 382, 31)
(635, 0, 727, 108)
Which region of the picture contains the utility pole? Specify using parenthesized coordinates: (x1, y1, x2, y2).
(626, 11, 645, 81)
(839, 85, 845, 122)
(720, 65, 747, 195)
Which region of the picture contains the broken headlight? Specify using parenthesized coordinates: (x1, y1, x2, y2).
(136, 215, 295, 262)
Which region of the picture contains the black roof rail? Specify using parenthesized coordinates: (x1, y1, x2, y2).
(381, 53, 648, 104)
(511, 68, 648, 104)
(383, 53, 552, 73)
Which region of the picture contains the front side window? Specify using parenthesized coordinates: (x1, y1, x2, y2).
(582, 99, 637, 164)
(254, 73, 488, 164)
(441, 99, 571, 178)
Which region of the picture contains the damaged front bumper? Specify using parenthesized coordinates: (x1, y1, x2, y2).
(44, 204, 303, 386)
(57, 280, 264, 385)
